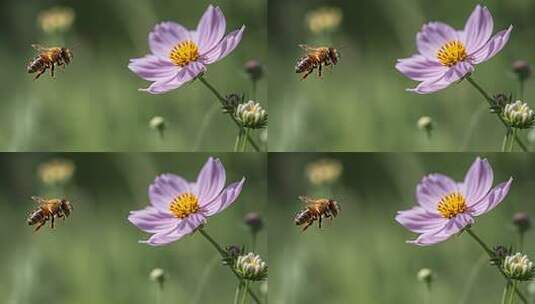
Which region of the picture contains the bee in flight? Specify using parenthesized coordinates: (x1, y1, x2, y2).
(295, 44, 339, 80)
(27, 196, 73, 232)
(294, 196, 340, 231)
(27, 44, 73, 80)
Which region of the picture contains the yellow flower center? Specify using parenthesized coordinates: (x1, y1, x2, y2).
(169, 192, 199, 219)
(169, 40, 200, 67)
(436, 41, 468, 67)
(437, 192, 467, 219)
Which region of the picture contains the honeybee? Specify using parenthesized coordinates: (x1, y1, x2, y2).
(27, 44, 73, 80)
(294, 196, 340, 231)
(27, 196, 73, 232)
(295, 44, 339, 80)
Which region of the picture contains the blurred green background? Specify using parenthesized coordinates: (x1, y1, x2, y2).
(269, 0, 535, 152)
(0, 0, 266, 151)
(269, 153, 535, 304)
(0, 153, 267, 304)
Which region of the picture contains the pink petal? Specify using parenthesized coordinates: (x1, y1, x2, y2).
(149, 174, 190, 212)
(470, 178, 513, 216)
(462, 157, 494, 205)
(395, 206, 447, 233)
(128, 206, 176, 233)
(416, 173, 458, 213)
(128, 55, 177, 82)
(149, 22, 191, 59)
(140, 62, 205, 94)
(463, 5, 494, 53)
(396, 54, 448, 81)
(416, 22, 459, 61)
(202, 26, 245, 65)
(195, 157, 226, 204)
(408, 61, 474, 94)
(141, 216, 204, 246)
(470, 26, 513, 64)
(203, 178, 246, 216)
(196, 5, 226, 54)
(409, 213, 473, 246)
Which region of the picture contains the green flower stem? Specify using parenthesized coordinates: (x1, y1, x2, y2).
(199, 229, 262, 304)
(466, 77, 528, 152)
(241, 128, 251, 152)
(233, 282, 242, 304)
(519, 80, 525, 100)
(234, 129, 245, 152)
(509, 281, 518, 304)
(198, 76, 260, 152)
(240, 281, 250, 304)
(502, 283, 511, 304)
(466, 229, 528, 304)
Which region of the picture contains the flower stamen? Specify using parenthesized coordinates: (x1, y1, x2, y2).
(437, 41, 468, 67)
(437, 192, 467, 219)
(169, 40, 200, 67)
(169, 192, 199, 218)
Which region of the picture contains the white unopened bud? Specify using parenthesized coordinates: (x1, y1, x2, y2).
(235, 100, 268, 129)
(235, 252, 268, 281)
(503, 253, 535, 281)
(503, 100, 535, 129)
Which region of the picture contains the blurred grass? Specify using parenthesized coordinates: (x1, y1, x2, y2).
(269, 153, 535, 304)
(269, 0, 535, 151)
(0, 153, 267, 304)
(0, 0, 267, 151)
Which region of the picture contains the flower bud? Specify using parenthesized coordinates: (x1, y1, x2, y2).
(222, 245, 243, 266)
(244, 60, 264, 82)
(235, 252, 268, 281)
(502, 100, 535, 129)
(222, 94, 244, 114)
(512, 60, 532, 81)
(417, 116, 433, 137)
(416, 268, 433, 285)
(513, 212, 531, 234)
(491, 245, 512, 266)
(490, 93, 512, 114)
(38, 158, 75, 186)
(149, 116, 166, 138)
(503, 253, 535, 281)
(305, 7, 343, 34)
(149, 268, 166, 288)
(235, 100, 268, 129)
(244, 212, 264, 234)
(305, 158, 343, 186)
(37, 6, 75, 34)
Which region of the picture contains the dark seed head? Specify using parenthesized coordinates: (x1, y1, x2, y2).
(513, 212, 531, 233)
(512, 60, 532, 81)
(244, 60, 264, 81)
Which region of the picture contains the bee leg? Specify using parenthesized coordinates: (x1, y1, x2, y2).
(301, 69, 313, 80)
(50, 63, 55, 78)
(50, 215, 55, 229)
(301, 221, 312, 231)
(318, 215, 322, 229)
(34, 221, 45, 232)
(318, 63, 323, 78)
(33, 69, 45, 80)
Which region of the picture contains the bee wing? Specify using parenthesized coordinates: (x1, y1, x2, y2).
(31, 196, 46, 204)
(298, 195, 315, 204)
(31, 44, 48, 51)
(298, 44, 317, 51)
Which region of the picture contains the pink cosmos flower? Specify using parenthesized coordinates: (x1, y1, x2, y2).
(128, 157, 246, 246)
(395, 157, 512, 246)
(396, 5, 513, 94)
(128, 5, 245, 94)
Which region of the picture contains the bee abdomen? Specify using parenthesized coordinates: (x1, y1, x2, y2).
(27, 210, 44, 225)
(27, 59, 43, 73)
